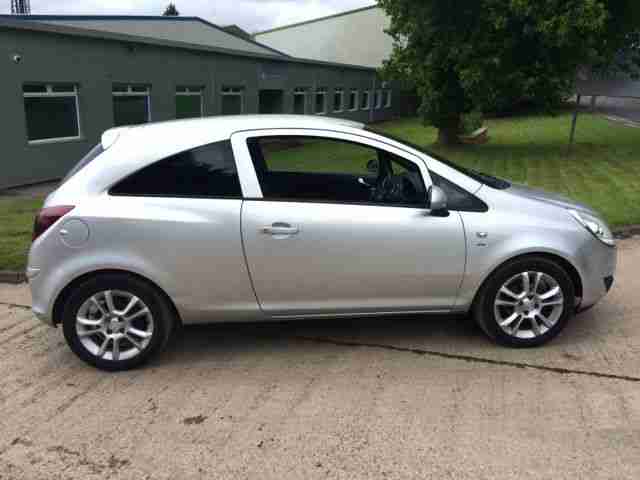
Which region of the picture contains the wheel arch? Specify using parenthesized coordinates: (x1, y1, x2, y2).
(470, 252, 583, 310)
(52, 269, 183, 327)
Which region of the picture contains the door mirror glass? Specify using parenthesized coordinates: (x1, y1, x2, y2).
(366, 159, 379, 173)
(428, 185, 448, 213)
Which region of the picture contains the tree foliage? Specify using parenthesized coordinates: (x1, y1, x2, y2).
(378, 0, 640, 143)
(162, 3, 179, 16)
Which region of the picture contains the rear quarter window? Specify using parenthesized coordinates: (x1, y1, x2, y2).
(109, 140, 242, 198)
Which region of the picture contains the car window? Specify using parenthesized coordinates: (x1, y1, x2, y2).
(246, 136, 426, 207)
(430, 171, 488, 212)
(256, 136, 373, 176)
(110, 140, 242, 198)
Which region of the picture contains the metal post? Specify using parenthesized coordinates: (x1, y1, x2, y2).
(568, 95, 581, 153)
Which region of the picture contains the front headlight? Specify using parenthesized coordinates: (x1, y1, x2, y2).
(568, 209, 615, 246)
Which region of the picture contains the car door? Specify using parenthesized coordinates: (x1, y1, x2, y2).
(231, 128, 466, 317)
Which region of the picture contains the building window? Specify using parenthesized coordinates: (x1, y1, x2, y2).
(293, 87, 308, 114)
(361, 90, 371, 110)
(176, 86, 204, 119)
(221, 86, 244, 115)
(23, 84, 81, 143)
(383, 90, 392, 108)
(348, 89, 359, 111)
(374, 90, 383, 109)
(315, 87, 327, 114)
(113, 84, 151, 127)
(333, 88, 344, 112)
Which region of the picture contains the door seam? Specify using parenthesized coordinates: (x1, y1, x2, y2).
(239, 200, 264, 312)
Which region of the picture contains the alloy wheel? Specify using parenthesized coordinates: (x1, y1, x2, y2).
(75, 290, 154, 362)
(493, 271, 564, 340)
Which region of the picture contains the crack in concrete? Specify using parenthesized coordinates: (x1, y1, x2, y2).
(0, 302, 30, 310)
(295, 336, 640, 383)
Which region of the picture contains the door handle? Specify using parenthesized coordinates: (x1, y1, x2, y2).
(261, 223, 299, 236)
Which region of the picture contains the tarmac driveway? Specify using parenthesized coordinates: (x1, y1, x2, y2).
(1, 238, 639, 479)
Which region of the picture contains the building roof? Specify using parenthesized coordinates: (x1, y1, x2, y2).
(0, 16, 376, 71)
(1, 15, 288, 58)
(254, 4, 378, 36)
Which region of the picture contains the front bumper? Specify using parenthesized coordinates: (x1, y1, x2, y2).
(575, 238, 617, 311)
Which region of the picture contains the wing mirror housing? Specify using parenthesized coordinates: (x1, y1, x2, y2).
(428, 185, 448, 215)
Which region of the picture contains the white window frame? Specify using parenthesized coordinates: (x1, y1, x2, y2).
(221, 86, 245, 114)
(112, 84, 152, 123)
(175, 86, 204, 117)
(361, 90, 371, 111)
(23, 84, 82, 145)
(333, 88, 344, 113)
(375, 89, 383, 109)
(315, 88, 327, 115)
(349, 89, 359, 112)
(384, 90, 392, 108)
(293, 87, 309, 114)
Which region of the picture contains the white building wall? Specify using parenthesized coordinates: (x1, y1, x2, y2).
(255, 7, 394, 68)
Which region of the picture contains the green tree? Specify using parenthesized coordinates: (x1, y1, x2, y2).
(162, 3, 179, 16)
(378, 0, 640, 144)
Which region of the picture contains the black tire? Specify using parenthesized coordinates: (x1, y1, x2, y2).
(473, 256, 575, 348)
(62, 273, 175, 371)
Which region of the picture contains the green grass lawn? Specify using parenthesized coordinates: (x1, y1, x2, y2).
(0, 112, 637, 272)
(373, 113, 640, 227)
(0, 196, 43, 271)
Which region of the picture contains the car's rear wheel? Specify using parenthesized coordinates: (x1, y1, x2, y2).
(473, 256, 575, 347)
(61, 273, 175, 371)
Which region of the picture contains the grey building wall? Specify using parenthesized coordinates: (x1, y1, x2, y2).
(0, 26, 406, 189)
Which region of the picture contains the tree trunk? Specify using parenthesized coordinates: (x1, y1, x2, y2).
(436, 116, 461, 145)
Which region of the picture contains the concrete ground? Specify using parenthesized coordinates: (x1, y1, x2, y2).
(1, 238, 639, 480)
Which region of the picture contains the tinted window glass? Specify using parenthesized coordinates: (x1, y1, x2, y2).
(430, 171, 488, 212)
(293, 93, 306, 114)
(24, 97, 79, 141)
(113, 96, 149, 126)
(110, 141, 242, 198)
(176, 95, 202, 119)
(221, 95, 242, 115)
(247, 136, 426, 207)
(256, 137, 372, 175)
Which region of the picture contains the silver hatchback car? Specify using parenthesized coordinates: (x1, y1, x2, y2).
(28, 115, 616, 370)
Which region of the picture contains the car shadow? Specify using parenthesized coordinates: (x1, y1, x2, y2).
(157, 313, 483, 366)
(153, 299, 624, 369)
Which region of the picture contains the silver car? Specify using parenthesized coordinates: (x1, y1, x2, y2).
(28, 115, 617, 370)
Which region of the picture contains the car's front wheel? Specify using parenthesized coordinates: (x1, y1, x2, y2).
(61, 273, 175, 371)
(474, 256, 575, 347)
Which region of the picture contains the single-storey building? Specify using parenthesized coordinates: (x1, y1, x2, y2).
(0, 15, 411, 189)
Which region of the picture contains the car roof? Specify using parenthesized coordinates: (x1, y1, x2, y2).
(101, 115, 365, 150)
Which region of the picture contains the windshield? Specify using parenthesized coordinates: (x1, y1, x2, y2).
(365, 127, 511, 190)
(60, 143, 104, 185)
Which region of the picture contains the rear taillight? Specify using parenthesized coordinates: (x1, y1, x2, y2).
(32, 206, 75, 241)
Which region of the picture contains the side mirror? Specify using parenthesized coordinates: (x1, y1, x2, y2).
(428, 185, 448, 214)
(366, 159, 379, 173)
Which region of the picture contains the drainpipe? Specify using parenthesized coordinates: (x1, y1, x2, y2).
(369, 74, 377, 124)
